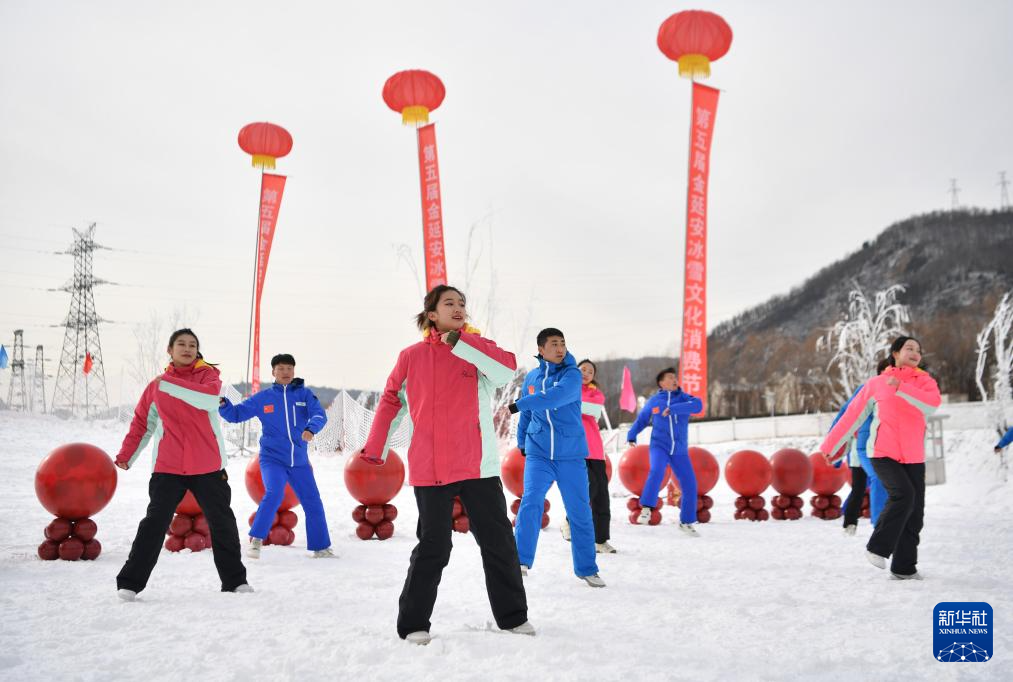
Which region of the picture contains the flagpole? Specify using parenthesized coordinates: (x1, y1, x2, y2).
(241, 169, 264, 455)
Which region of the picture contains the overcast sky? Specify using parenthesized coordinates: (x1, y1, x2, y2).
(1, 0, 1011, 404)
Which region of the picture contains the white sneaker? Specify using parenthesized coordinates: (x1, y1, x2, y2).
(117, 589, 137, 602)
(560, 519, 571, 542)
(312, 547, 337, 558)
(890, 571, 924, 581)
(678, 523, 700, 537)
(636, 508, 652, 525)
(843, 525, 857, 536)
(595, 541, 617, 554)
(233, 583, 255, 593)
(247, 537, 262, 560)
(405, 631, 431, 645)
(581, 574, 606, 588)
(866, 551, 886, 569)
(519, 565, 529, 576)
(509, 621, 536, 636)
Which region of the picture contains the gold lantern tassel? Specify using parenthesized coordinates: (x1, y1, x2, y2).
(401, 105, 430, 126)
(678, 54, 711, 79)
(251, 154, 277, 170)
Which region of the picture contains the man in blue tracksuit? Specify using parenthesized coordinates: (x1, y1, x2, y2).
(829, 359, 891, 534)
(219, 353, 333, 559)
(626, 367, 703, 535)
(508, 328, 604, 588)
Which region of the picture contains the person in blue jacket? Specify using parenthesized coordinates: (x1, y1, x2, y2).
(829, 359, 890, 535)
(507, 328, 604, 588)
(626, 367, 703, 536)
(995, 426, 1013, 454)
(219, 353, 334, 559)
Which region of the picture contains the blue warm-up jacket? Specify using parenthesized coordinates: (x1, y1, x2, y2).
(219, 378, 326, 467)
(515, 352, 588, 460)
(626, 389, 703, 455)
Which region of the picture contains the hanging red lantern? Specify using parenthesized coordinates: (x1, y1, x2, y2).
(657, 10, 733, 79)
(382, 70, 446, 125)
(237, 122, 293, 170)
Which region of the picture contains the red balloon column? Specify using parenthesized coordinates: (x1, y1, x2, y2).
(725, 449, 772, 521)
(345, 450, 405, 540)
(245, 455, 300, 546)
(618, 445, 669, 525)
(35, 443, 117, 561)
(808, 452, 848, 520)
(164, 491, 215, 552)
(451, 496, 470, 534)
(769, 448, 813, 521)
(501, 448, 550, 529)
(666, 446, 719, 523)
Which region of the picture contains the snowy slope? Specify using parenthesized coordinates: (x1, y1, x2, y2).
(0, 411, 1010, 681)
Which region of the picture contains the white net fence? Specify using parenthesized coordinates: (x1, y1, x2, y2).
(312, 390, 412, 455)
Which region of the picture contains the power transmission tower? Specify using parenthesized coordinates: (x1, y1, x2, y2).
(29, 345, 46, 414)
(6, 329, 27, 411)
(1000, 171, 1010, 210)
(51, 223, 109, 418)
(948, 179, 961, 210)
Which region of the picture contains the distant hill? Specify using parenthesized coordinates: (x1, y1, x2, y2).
(706, 208, 1013, 416)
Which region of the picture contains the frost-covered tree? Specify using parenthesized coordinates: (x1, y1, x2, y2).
(975, 291, 1013, 433)
(817, 283, 910, 403)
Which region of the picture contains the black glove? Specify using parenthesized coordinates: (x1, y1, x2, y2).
(519, 448, 525, 457)
(508, 402, 519, 414)
(445, 330, 461, 347)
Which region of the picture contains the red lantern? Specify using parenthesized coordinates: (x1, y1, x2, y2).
(657, 10, 733, 79)
(238, 122, 293, 170)
(382, 70, 446, 125)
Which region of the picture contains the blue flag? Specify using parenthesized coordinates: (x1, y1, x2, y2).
(0, 345, 7, 369)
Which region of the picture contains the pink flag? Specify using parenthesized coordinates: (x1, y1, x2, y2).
(619, 366, 637, 412)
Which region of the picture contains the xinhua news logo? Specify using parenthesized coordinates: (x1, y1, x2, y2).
(934, 602, 992, 662)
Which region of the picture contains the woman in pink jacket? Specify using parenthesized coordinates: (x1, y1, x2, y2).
(114, 329, 250, 600)
(818, 336, 940, 579)
(360, 285, 532, 644)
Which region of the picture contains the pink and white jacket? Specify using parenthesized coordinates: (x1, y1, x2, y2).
(117, 360, 228, 475)
(580, 383, 606, 461)
(362, 327, 517, 487)
(820, 366, 941, 465)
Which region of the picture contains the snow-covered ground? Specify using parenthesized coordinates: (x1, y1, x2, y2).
(1, 411, 1009, 681)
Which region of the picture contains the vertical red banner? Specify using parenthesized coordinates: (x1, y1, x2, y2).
(679, 82, 719, 415)
(417, 123, 448, 291)
(251, 172, 286, 393)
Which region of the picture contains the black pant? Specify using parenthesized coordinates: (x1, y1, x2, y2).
(397, 476, 528, 638)
(842, 464, 867, 527)
(117, 470, 248, 593)
(866, 459, 925, 575)
(587, 459, 611, 543)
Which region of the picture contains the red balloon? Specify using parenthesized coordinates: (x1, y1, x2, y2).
(649, 509, 662, 526)
(35, 443, 117, 520)
(670, 447, 720, 495)
(626, 498, 642, 512)
(734, 496, 748, 510)
(628, 510, 641, 524)
(813, 495, 830, 511)
(453, 515, 470, 533)
(169, 514, 192, 537)
(375, 520, 395, 540)
(791, 496, 804, 510)
(344, 449, 405, 505)
(696, 497, 705, 512)
(165, 534, 185, 552)
(543, 499, 551, 512)
(352, 505, 366, 523)
(724, 450, 771, 497)
(355, 521, 376, 540)
(697, 509, 711, 524)
(192, 514, 209, 535)
(383, 504, 398, 522)
(268, 525, 290, 545)
(277, 509, 298, 530)
(246, 455, 300, 510)
(500, 448, 526, 498)
(784, 507, 802, 521)
(72, 518, 97, 542)
(451, 498, 464, 519)
(701, 495, 713, 510)
(511, 499, 522, 515)
(811, 508, 825, 519)
(771, 449, 813, 496)
(184, 532, 207, 552)
(824, 508, 842, 520)
(541, 513, 550, 529)
(45, 518, 72, 541)
(58, 537, 85, 561)
(740, 508, 757, 521)
(830, 495, 842, 508)
(770, 507, 784, 520)
(618, 445, 671, 496)
(204, 533, 212, 550)
(747, 496, 765, 511)
(38, 539, 60, 560)
(809, 453, 849, 496)
(756, 508, 770, 521)
(604, 453, 613, 482)
(176, 491, 202, 516)
(364, 505, 385, 525)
